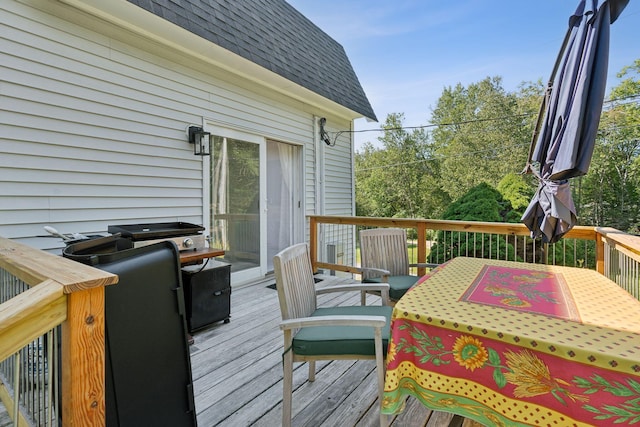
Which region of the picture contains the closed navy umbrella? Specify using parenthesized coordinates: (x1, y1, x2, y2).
(522, 0, 628, 243)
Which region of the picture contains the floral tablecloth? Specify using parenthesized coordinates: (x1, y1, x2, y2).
(382, 257, 640, 426)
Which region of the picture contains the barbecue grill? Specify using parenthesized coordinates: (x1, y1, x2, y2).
(108, 222, 206, 251)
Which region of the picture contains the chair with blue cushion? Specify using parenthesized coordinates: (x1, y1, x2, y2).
(360, 228, 438, 303)
(273, 243, 391, 427)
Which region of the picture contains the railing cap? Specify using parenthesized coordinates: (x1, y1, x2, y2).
(0, 238, 118, 293)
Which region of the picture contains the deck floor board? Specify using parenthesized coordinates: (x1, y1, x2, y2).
(190, 274, 461, 426)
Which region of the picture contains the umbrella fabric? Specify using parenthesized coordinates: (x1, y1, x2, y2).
(522, 180, 577, 245)
(522, 0, 628, 244)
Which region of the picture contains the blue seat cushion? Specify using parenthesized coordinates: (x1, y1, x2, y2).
(363, 275, 419, 300)
(292, 305, 392, 356)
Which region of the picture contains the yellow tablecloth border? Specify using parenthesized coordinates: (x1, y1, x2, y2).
(383, 361, 593, 427)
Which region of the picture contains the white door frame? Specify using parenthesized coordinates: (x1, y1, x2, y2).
(203, 123, 304, 285)
(203, 123, 266, 286)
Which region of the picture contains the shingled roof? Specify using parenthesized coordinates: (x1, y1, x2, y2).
(126, 0, 377, 121)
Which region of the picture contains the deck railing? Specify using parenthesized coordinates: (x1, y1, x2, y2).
(0, 237, 117, 426)
(1, 218, 639, 425)
(597, 227, 640, 299)
(309, 216, 640, 300)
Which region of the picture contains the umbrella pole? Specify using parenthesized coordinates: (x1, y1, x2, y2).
(523, 89, 549, 176)
(522, 19, 574, 176)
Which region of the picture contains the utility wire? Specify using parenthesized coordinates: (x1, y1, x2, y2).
(355, 121, 640, 173)
(355, 125, 639, 173)
(355, 141, 531, 172)
(341, 90, 640, 172)
(333, 113, 533, 142)
(331, 92, 640, 144)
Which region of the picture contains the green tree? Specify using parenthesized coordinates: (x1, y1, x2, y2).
(578, 60, 640, 232)
(430, 77, 533, 201)
(497, 172, 534, 214)
(428, 183, 518, 263)
(355, 113, 449, 219)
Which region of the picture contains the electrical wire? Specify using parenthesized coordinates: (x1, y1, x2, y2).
(355, 141, 531, 172)
(332, 113, 534, 143)
(354, 95, 638, 173)
(328, 92, 640, 145)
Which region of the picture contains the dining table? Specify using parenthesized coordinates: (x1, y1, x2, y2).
(381, 256, 640, 427)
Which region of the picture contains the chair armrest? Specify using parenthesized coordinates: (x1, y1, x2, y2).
(410, 263, 440, 269)
(316, 284, 390, 305)
(279, 315, 387, 331)
(345, 266, 389, 277)
(360, 267, 391, 277)
(316, 283, 389, 294)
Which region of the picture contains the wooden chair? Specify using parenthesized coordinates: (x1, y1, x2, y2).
(273, 243, 391, 427)
(360, 228, 438, 303)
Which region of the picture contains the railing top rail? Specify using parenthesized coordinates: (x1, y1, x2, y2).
(597, 227, 640, 259)
(308, 216, 596, 240)
(0, 237, 118, 293)
(0, 278, 67, 362)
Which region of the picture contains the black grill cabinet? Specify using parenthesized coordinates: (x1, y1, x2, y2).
(181, 261, 231, 332)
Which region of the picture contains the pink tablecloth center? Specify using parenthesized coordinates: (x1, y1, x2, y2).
(460, 265, 580, 321)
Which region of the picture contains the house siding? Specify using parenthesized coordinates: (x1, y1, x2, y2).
(324, 130, 355, 216)
(1, 1, 355, 251)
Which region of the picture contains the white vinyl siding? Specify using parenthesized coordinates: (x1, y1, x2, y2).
(323, 124, 355, 216)
(0, 1, 356, 251)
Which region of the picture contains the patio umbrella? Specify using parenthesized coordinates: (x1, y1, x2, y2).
(521, 0, 628, 243)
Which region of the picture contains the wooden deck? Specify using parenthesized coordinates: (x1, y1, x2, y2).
(190, 273, 471, 427)
(0, 274, 477, 427)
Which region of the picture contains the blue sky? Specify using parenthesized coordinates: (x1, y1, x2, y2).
(287, 0, 640, 150)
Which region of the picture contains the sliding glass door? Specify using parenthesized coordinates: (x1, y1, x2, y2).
(211, 135, 261, 280)
(209, 129, 301, 283)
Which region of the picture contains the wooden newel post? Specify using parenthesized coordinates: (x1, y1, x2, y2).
(595, 229, 605, 276)
(0, 237, 117, 426)
(310, 217, 318, 273)
(417, 223, 427, 277)
(61, 286, 106, 426)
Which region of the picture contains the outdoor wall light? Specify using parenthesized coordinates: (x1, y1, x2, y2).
(188, 126, 211, 156)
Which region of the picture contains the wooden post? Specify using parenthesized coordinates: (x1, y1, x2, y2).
(0, 237, 116, 426)
(595, 229, 605, 275)
(417, 223, 427, 276)
(309, 216, 318, 273)
(61, 286, 106, 426)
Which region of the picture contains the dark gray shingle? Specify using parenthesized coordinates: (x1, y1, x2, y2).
(127, 0, 377, 120)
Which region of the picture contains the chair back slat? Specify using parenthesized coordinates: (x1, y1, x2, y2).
(273, 243, 317, 321)
(360, 228, 409, 279)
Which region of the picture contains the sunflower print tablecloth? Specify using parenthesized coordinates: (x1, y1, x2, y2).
(381, 257, 640, 426)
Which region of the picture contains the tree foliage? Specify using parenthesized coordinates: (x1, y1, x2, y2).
(429, 77, 535, 201)
(577, 60, 640, 232)
(354, 61, 640, 235)
(428, 183, 518, 263)
(355, 113, 449, 219)
(497, 172, 534, 213)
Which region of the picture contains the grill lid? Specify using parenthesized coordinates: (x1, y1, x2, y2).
(107, 222, 204, 240)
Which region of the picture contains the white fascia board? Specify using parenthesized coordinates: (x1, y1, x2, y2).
(57, 0, 360, 121)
